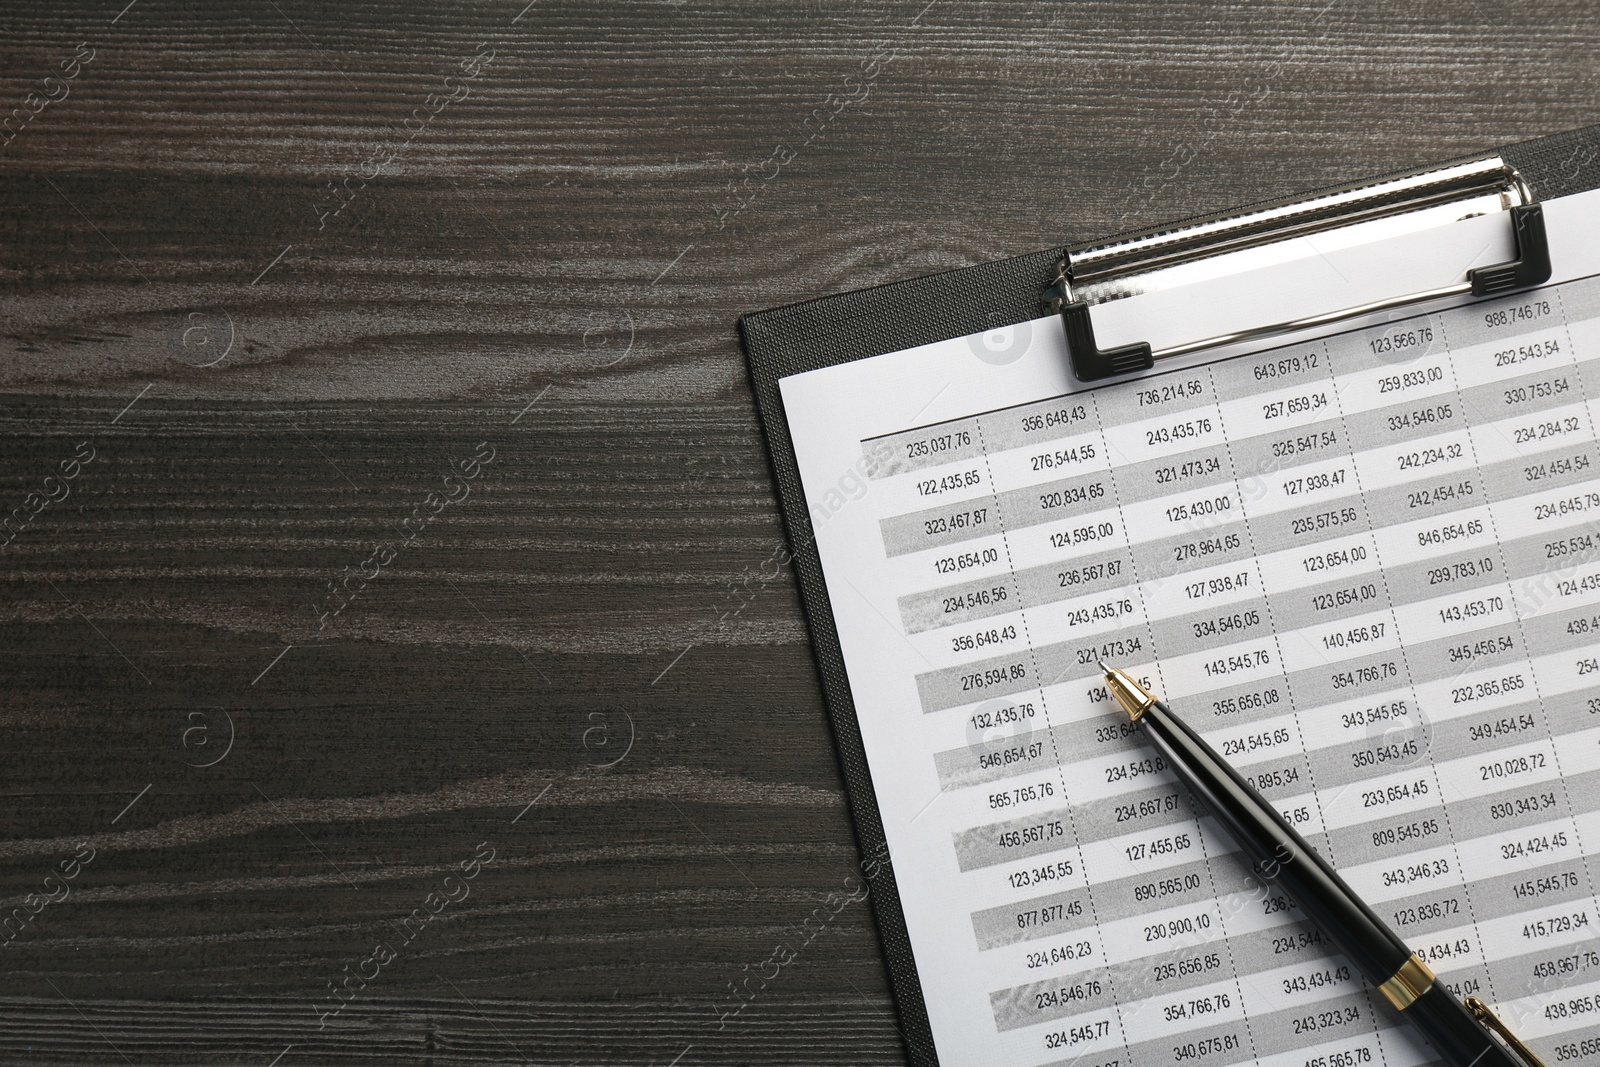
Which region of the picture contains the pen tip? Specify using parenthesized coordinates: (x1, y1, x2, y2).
(1100, 662, 1157, 721)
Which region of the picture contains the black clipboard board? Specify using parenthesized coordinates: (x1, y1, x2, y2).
(737, 122, 1600, 1067)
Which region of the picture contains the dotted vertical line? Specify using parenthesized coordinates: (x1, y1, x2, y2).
(1323, 321, 1496, 1004)
(1535, 286, 1600, 895)
(1201, 357, 1323, 826)
(1202, 350, 1391, 1066)
(969, 414, 1134, 1063)
(1431, 307, 1600, 908)
(1084, 388, 1264, 1067)
(1548, 287, 1599, 412)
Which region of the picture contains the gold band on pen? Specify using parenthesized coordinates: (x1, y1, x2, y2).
(1100, 662, 1156, 721)
(1096, 662, 1549, 1067)
(1376, 954, 1435, 1011)
(1375, 961, 1550, 1067)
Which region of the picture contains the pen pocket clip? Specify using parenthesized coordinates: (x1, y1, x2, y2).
(1465, 996, 1549, 1067)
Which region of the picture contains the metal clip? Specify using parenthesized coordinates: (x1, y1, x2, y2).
(1046, 157, 1551, 381)
(1465, 996, 1549, 1067)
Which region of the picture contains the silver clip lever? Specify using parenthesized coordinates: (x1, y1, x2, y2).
(1044, 157, 1552, 381)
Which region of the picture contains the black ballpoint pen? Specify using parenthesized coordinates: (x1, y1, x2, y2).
(1099, 662, 1546, 1067)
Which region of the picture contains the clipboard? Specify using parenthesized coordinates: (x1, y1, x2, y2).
(737, 122, 1600, 1067)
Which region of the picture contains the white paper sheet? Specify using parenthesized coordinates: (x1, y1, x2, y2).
(780, 188, 1600, 1067)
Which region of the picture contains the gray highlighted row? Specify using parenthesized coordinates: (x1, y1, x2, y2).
(914, 524, 1546, 715)
(1143, 626, 1492, 738)
(879, 491, 1002, 557)
(971, 854, 1259, 952)
(995, 913, 1341, 1034)
(953, 720, 1600, 874)
(973, 835, 1588, 1018)
(928, 593, 1600, 801)
(1362, 849, 1593, 945)
(860, 277, 1596, 486)
(899, 547, 1127, 634)
(1484, 936, 1600, 1004)
(932, 709, 1061, 792)
(908, 479, 1594, 658)
(1556, 273, 1600, 324)
(861, 419, 985, 480)
(1032, 990, 1380, 1067)
(880, 422, 1591, 573)
(1298, 690, 1559, 796)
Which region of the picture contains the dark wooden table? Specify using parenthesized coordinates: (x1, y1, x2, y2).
(2, 1, 1596, 1063)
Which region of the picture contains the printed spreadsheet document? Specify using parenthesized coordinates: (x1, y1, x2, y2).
(779, 188, 1600, 1067)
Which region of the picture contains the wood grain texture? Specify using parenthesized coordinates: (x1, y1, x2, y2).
(1, 0, 1597, 1062)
